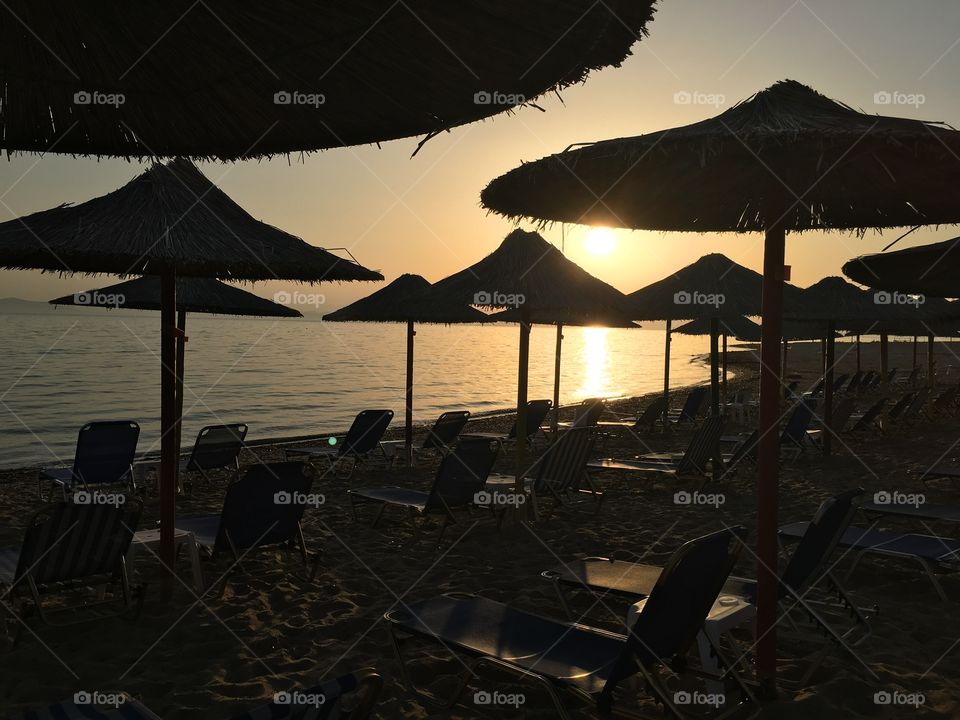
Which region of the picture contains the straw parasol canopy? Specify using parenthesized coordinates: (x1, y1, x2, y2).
(325, 273, 488, 463)
(843, 237, 960, 298)
(0, 159, 382, 282)
(674, 315, 761, 341)
(479, 79, 960, 687)
(49, 276, 302, 317)
(0, 1, 657, 160)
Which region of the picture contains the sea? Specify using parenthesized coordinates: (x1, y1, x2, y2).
(0, 310, 719, 468)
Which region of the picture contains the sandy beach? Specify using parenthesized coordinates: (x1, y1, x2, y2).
(0, 340, 958, 718)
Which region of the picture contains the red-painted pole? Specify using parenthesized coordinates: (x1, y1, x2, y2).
(160, 270, 178, 589)
(756, 215, 786, 691)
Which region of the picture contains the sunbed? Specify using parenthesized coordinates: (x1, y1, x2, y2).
(462, 399, 552, 445)
(666, 386, 707, 424)
(38, 420, 140, 500)
(386, 527, 754, 719)
(382, 410, 471, 464)
(286, 409, 393, 477)
(0, 500, 142, 635)
(847, 397, 887, 434)
(598, 396, 668, 433)
(179, 422, 248, 490)
(780, 398, 818, 456)
(556, 397, 606, 431)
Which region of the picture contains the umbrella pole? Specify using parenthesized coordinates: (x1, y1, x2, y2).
(756, 217, 786, 692)
(823, 323, 835, 457)
(405, 320, 415, 466)
(515, 307, 531, 491)
(912, 336, 918, 369)
(174, 310, 187, 490)
(663, 320, 672, 430)
(159, 269, 177, 590)
(552, 323, 563, 436)
(928, 334, 935, 387)
(782, 339, 788, 380)
(856, 334, 861, 373)
(880, 333, 889, 389)
(722, 332, 728, 406)
(710, 317, 720, 417)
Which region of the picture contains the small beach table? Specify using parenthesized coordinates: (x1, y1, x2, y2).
(127, 527, 204, 591)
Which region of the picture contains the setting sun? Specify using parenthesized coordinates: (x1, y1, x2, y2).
(584, 227, 617, 256)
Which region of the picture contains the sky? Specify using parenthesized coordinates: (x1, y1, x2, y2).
(2, 0, 960, 312)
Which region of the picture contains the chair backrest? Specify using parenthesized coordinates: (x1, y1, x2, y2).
(783, 380, 799, 399)
(676, 417, 723, 475)
(934, 387, 958, 410)
(851, 397, 887, 432)
(571, 398, 605, 428)
(506, 399, 552, 440)
(635, 396, 668, 430)
(830, 373, 849, 392)
(906, 367, 919, 386)
(723, 430, 759, 475)
(887, 392, 914, 421)
(185, 423, 248, 472)
(859, 370, 875, 389)
(886, 368, 898, 383)
(14, 499, 141, 587)
(904, 387, 930, 418)
(227, 670, 382, 720)
(845, 371, 863, 393)
(339, 409, 393, 457)
(678, 387, 707, 422)
(830, 397, 856, 434)
(780, 398, 816, 446)
(216, 462, 313, 551)
(531, 427, 595, 494)
(608, 526, 746, 682)
(421, 410, 471, 451)
(71, 420, 140, 489)
(425, 438, 499, 511)
(780, 488, 863, 595)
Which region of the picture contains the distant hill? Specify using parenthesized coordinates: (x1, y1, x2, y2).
(0, 297, 59, 315)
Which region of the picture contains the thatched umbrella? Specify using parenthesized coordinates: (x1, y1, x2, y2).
(480, 79, 960, 688)
(421, 229, 635, 485)
(324, 274, 487, 463)
(627, 253, 805, 418)
(844, 236, 960, 299)
(0, 1, 656, 160)
(674, 314, 760, 403)
(0, 159, 381, 572)
(50, 276, 301, 468)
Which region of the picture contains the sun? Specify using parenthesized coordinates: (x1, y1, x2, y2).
(584, 227, 617, 256)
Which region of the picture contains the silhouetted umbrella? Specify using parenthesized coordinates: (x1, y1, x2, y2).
(480, 79, 960, 687)
(50, 276, 301, 466)
(843, 237, 960, 298)
(324, 274, 487, 462)
(0, 159, 380, 573)
(422, 229, 635, 483)
(0, 1, 657, 159)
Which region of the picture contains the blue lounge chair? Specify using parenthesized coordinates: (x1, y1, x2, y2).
(556, 397, 607, 431)
(38, 420, 140, 500)
(463, 399, 552, 445)
(0, 500, 142, 634)
(666, 386, 707, 424)
(386, 527, 753, 719)
(383, 410, 471, 464)
(780, 398, 818, 456)
(286, 409, 393, 477)
(176, 462, 315, 593)
(179, 423, 248, 489)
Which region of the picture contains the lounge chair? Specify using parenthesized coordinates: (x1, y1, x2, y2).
(811, 396, 855, 438)
(847, 398, 887, 434)
(386, 527, 754, 720)
(175, 462, 315, 592)
(484, 427, 599, 518)
(179, 423, 248, 490)
(780, 398, 818, 456)
(928, 388, 958, 417)
(587, 417, 724, 488)
(900, 387, 931, 424)
(542, 489, 869, 684)
(857, 370, 876, 392)
(806, 377, 825, 396)
(921, 464, 960, 482)
(556, 397, 606, 431)
(462, 399, 552, 445)
(37, 420, 140, 500)
(0, 500, 142, 635)
(286, 409, 393, 477)
(885, 368, 898, 385)
(6, 669, 384, 720)
(382, 410, 471, 464)
(666, 386, 707, 424)
(830, 373, 850, 394)
(779, 522, 960, 601)
(844, 371, 863, 394)
(600, 396, 668, 433)
(347, 438, 499, 541)
(784, 380, 800, 400)
(881, 392, 914, 429)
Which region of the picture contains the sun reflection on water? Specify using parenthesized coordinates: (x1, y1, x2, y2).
(573, 326, 620, 398)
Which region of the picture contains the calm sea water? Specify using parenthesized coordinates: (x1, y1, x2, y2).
(0, 312, 717, 468)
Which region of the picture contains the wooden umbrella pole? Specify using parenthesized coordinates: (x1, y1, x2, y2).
(722, 332, 728, 406)
(552, 323, 563, 436)
(515, 307, 531, 491)
(756, 214, 786, 691)
(856, 334, 861, 373)
(159, 269, 178, 588)
(880, 333, 889, 389)
(174, 310, 187, 489)
(823, 322, 835, 457)
(928, 334, 935, 387)
(662, 320, 672, 430)
(710, 317, 720, 417)
(912, 336, 918, 369)
(782, 339, 788, 379)
(405, 320, 415, 466)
